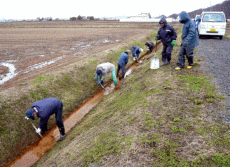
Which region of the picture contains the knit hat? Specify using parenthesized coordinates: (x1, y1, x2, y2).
(26, 109, 35, 120)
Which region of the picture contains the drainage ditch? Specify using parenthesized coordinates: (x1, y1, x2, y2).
(5, 41, 162, 167)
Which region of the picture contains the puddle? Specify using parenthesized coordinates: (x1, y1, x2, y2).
(102, 39, 109, 43)
(23, 55, 66, 73)
(61, 50, 70, 52)
(6, 60, 17, 63)
(76, 39, 110, 50)
(0, 62, 17, 85)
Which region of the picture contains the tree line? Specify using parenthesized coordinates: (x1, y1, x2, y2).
(70, 15, 95, 21)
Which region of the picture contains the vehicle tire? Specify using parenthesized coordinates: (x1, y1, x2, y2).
(199, 35, 202, 39)
(219, 36, 223, 40)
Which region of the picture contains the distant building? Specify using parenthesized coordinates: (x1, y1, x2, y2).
(120, 13, 179, 22)
(127, 13, 150, 20)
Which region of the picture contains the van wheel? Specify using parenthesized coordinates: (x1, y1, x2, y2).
(199, 35, 202, 39)
(219, 36, 223, 40)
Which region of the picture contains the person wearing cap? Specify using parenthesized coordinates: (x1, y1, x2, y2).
(145, 41, 154, 53)
(117, 50, 130, 79)
(131, 46, 143, 61)
(175, 11, 199, 70)
(25, 97, 66, 141)
(155, 17, 177, 66)
(94, 62, 117, 86)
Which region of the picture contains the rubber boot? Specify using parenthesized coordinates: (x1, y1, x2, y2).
(187, 56, 193, 69)
(59, 127, 66, 141)
(59, 134, 66, 141)
(175, 67, 182, 70)
(161, 60, 169, 66)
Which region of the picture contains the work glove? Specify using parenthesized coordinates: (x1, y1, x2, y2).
(171, 40, 176, 46)
(98, 80, 103, 85)
(36, 128, 41, 134)
(94, 74, 98, 79)
(155, 36, 158, 40)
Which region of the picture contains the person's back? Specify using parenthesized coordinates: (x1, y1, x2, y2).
(180, 11, 199, 48)
(117, 51, 130, 79)
(31, 97, 61, 119)
(175, 11, 199, 70)
(97, 62, 115, 75)
(26, 97, 66, 141)
(118, 52, 129, 65)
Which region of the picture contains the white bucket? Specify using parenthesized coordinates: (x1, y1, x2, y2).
(150, 57, 159, 69)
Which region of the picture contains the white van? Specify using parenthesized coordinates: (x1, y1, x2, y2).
(198, 11, 227, 39)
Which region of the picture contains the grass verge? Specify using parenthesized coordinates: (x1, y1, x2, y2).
(33, 26, 230, 166)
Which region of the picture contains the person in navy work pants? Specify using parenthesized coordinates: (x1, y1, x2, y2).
(26, 97, 66, 141)
(117, 50, 131, 79)
(175, 11, 199, 70)
(155, 17, 177, 66)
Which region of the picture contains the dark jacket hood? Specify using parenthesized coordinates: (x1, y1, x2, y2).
(159, 17, 167, 26)
(179, 11, 190, 23)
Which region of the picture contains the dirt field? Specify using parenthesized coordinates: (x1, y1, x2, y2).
(0, 21, 163, 91)
(0, 20, 228, 92)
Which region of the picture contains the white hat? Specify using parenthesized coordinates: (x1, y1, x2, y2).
(140, 48, 143, 52)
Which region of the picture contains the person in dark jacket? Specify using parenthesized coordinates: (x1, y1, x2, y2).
(155, 17, 177, 66)
(131, 46, 143, 61)
(25, 97, 66, 141)
(175, 11, 199, 70)
(117, 50, 131, 79)
(145, 41, 154, 52)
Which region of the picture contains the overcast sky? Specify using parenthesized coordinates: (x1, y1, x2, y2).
(0, 0, 226, 20)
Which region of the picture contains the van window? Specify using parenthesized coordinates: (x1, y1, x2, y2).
(202, 13, 225, 22)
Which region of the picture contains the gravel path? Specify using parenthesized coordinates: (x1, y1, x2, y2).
(196, 37, 230, 124)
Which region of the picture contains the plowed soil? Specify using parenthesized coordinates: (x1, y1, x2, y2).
(0, 21, 161, 91)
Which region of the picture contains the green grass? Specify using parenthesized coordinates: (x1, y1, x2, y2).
(224, 33, 230, 39)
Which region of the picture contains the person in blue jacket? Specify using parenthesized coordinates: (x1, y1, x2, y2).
(117, 50, 131, 79)
(195, 16, 201, 32)
(175, 11, 199, 70)
(25, 97, 66, 141)
(155, 17, 177, 66)
(131, 46, 143, 61)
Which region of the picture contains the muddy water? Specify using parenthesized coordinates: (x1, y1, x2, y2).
(0, 62, 17, 85)
(6, 42, 162, 167)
